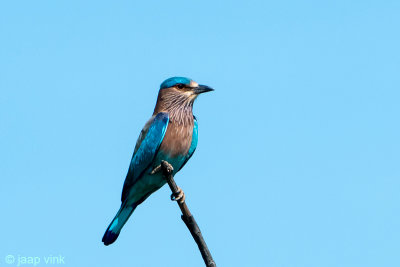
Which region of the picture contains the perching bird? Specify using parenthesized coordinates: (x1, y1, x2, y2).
(102, 77, 213, 245)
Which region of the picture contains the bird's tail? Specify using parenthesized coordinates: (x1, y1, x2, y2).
(102, 201, 137, 246)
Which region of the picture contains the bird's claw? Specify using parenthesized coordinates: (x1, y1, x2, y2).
(150, 160, 174, 175)
(150, 164, 161, 175)
(151, 161, 182, 203)
(161, 160, 174, 174)
(171, 187, 185, 204)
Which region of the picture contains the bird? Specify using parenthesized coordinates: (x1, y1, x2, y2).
(102, 76, 214, 246)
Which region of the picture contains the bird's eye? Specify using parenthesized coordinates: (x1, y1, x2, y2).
(176, 84, 185, 89)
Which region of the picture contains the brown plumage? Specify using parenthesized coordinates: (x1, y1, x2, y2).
(153, 87, 195, 158)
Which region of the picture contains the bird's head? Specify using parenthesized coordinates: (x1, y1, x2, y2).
(154, 77, 214, 122)
(159, 77, 214, 100)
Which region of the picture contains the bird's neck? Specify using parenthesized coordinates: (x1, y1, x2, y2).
(153, 89, 194, 126)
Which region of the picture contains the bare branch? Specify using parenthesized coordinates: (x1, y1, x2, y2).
(160, 160, 216, 267)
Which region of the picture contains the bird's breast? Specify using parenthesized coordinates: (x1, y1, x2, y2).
(159, 122, 193, 158)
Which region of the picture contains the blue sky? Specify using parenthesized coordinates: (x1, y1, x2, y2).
(1, 0, 399, 266)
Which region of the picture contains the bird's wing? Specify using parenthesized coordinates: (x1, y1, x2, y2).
(177, 116, 198, 172)
(121, 112, 169, 202)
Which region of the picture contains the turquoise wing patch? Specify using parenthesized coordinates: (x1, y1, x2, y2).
(121, 112, 169, 202)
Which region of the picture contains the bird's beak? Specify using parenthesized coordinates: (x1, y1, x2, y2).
(193, 85, 214, 95)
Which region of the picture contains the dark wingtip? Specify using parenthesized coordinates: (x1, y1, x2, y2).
(102, 231, 119, 246)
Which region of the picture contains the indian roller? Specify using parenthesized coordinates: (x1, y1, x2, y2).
(102, 77, 214, 245)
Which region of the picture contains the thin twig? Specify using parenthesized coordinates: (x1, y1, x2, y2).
(160, 160, 216, 267)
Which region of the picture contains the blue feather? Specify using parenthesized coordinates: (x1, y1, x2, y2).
(121, 112, 169, 202)
(102, 201, 136, 246)
(160, 77, 191, 89)
(103, 113, 170, 245)
(129, 112, 169, 180)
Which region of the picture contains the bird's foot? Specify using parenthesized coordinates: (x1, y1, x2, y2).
(171, 187, 185, 204)
(150, 160, 174, 175)
(150, 164, 161, 175)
